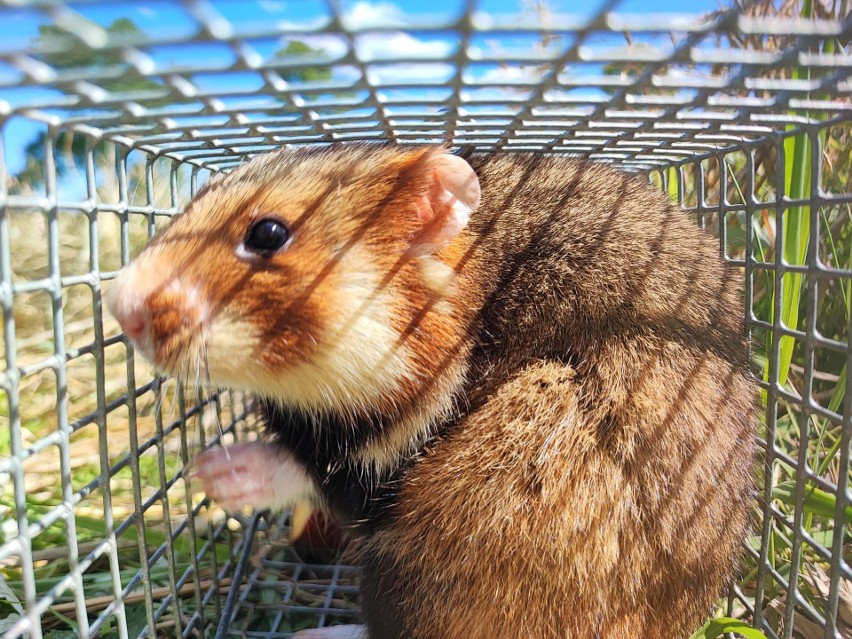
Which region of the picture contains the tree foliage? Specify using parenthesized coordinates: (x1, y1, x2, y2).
(13, 16, 332, 191)
(275, 40, 333, 84)
(13, 18, 164, 191)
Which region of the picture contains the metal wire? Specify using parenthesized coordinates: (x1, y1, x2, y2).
(0, 1, 849, 638)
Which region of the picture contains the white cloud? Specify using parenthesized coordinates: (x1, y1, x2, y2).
(367, 63, 454, 85)
(342, 2, 405, 29)
(355, 32, 453, 61)
(259, 0, 288, 12)
(274, 17, 330, 31)
(470, 64, 542, 84)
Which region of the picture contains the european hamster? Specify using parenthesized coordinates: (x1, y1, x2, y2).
(107, 145, 757, 639)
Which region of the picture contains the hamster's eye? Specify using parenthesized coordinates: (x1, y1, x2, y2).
(241, 218, 290, 257)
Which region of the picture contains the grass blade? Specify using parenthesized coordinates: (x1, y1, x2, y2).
(773, 127, 811, 389)
(772, 479, 852, 522)
(690, 617, 769, 639)
(667, 166, 679, 203)
(763, 0, 818, 389)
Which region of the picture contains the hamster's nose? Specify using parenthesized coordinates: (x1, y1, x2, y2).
(106, 275, 149, 344)
(115, 304, 147, 343)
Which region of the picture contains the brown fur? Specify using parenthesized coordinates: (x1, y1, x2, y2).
(356, 151, 756, 638)
(111, 145, 757, 639)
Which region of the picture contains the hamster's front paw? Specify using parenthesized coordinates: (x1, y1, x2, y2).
(188, 441, 315, 512)
(292, 625, 366, 638)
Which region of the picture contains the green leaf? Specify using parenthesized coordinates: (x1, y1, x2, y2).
(124, 603, 150, 639)
(666, 166, 679, 203)
(45, 607, 79, 631)
(773, 126, 811, 389)
(762, 0, 825, 392)
(0, 576, 23, 634)
(772, 480, 852, 522)
(828, 363, 846, 414)
(690, 617, 769, 639)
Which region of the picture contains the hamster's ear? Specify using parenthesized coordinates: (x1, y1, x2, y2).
(409, 152, 481, 256)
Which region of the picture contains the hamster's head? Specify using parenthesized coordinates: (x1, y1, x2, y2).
(107, 145, 481, 416)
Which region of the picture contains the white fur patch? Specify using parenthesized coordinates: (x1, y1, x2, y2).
(354, 358, 465, 473)
(205, 261, 410, 417)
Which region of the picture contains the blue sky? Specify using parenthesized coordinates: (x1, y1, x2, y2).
(2, 0, 727, 49)
(1, 0, 730, 178)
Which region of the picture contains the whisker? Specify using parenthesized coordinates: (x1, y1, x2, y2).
(153, 374, 165, 419)
(167, 374, 179, 424)
(201, 341, 231, 462)
(167, 348, 187, 423)
(194, 346, 202, 404)
(128, 168, 143, 208)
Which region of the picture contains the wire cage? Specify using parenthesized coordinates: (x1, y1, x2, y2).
(0, 0, 849, 638)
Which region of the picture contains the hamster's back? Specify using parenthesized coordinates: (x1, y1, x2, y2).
(357, 153, 756, 639)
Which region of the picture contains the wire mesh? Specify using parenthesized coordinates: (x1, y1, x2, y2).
(652, 121, 852, 639)
(0, 1, 849, 638)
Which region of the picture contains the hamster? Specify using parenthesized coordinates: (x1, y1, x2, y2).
(107, 144, 757, 639)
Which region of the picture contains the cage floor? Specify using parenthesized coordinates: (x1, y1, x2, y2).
(217, 514, 361, 639)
